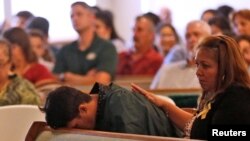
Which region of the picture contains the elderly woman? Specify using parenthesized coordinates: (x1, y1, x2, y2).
(132, 35, 250, 140)
(0, 38, 41, 106)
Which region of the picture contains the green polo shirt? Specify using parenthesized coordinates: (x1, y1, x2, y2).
(53, 35, 117, 79)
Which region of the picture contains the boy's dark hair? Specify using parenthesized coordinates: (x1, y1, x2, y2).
(40, 86, 92, 129)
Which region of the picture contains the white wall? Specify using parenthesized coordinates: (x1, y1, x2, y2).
(96, 0, 111, 9)
(3, 0, 97, 43)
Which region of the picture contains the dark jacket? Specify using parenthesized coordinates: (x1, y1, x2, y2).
(191, 84, 250, 140)
(90, 83, 178, 137)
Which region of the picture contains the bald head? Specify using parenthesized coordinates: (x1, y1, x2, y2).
(185, 20, 212, 51)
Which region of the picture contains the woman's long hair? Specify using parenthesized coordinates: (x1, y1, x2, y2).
(196, 35, 250, 110)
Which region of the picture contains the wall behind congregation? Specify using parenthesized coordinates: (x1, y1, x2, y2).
(1, 0, 250, 46)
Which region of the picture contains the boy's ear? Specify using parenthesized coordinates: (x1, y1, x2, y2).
(79, 104, 87, 113)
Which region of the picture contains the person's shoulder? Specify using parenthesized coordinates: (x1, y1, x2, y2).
(95, 35, 114, 47)
(169, 45, 187, 57)
(226, 84, 250, 98)
(110, 83, 133, 95)
(171, 45, 185, 52)
(10, 75, 23, 84)
(163, 45, 187, 64)
(214, 84, 250, 107)
(111, 38, 124, 45)
(9, 75, 36, 90)
(55, 41, 78, 57)
(161, 60, 187, 71)
(60, 40, 78, 51)
(97, 39, 116, 54)
(148, 48, 162, 55)
(30, 63, 48, 70)
(119, 49, 132, 57)
(215, 84, 250, 117)
(147, 48, 163, 60)
(210, 85, 250, 125)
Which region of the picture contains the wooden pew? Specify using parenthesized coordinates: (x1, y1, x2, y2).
(114, 75, 154, 89)
(148, 88, 201, 95)
(149, 88, 201, 108)
(25, 121, 201, 141)
(115, 75, 153, 83)
(71, 75, 154, 93)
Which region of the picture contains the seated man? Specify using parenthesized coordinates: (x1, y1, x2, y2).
(53, 2, 117, 85)
(41, 83, 179, 137)
(117, 14, 163, 76)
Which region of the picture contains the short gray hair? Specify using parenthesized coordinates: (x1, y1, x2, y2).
(187, 20, 212, 35)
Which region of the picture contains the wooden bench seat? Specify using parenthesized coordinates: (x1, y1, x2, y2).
(25, 122, 202, 141)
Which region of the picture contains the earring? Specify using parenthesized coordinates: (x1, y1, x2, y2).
(222, 75, 225, 81)
(8, 70, 16, 79)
